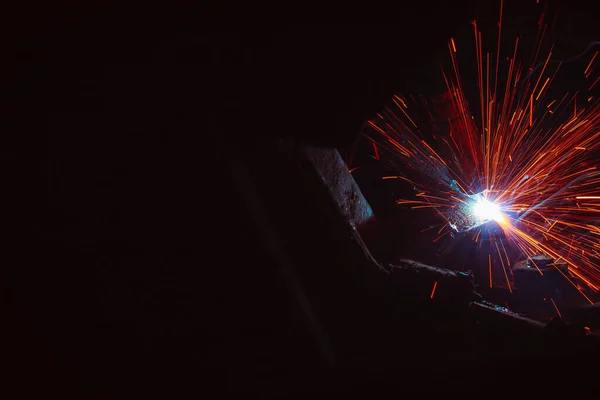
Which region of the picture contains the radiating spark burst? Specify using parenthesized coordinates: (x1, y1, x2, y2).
(366, 0, 600, 302)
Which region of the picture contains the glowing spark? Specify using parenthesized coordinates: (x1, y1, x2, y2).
(536, 77, 550, 100)
(585, 50, 598, 76)
(550, 297, 562, 318)
(496, 241, 513, 293)
(430, 281, 438, 299)
(398, 97, 408, 108)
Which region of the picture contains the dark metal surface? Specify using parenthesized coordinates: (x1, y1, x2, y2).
(303, 146, 374, 227)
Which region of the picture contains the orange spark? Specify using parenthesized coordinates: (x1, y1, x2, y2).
(430, 281, 438, 299)
(584, 50, 598, 76)
(549, 297, 562, 318)
(536, 77, 550, 100)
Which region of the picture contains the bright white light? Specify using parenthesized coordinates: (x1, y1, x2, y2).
(472, 195, 503, 223)
(448, 191, 505, 232)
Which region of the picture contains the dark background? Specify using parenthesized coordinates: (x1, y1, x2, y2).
(1, 0, 599, 396)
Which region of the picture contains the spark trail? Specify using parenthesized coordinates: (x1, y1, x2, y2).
(366, 0, 600, 301)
